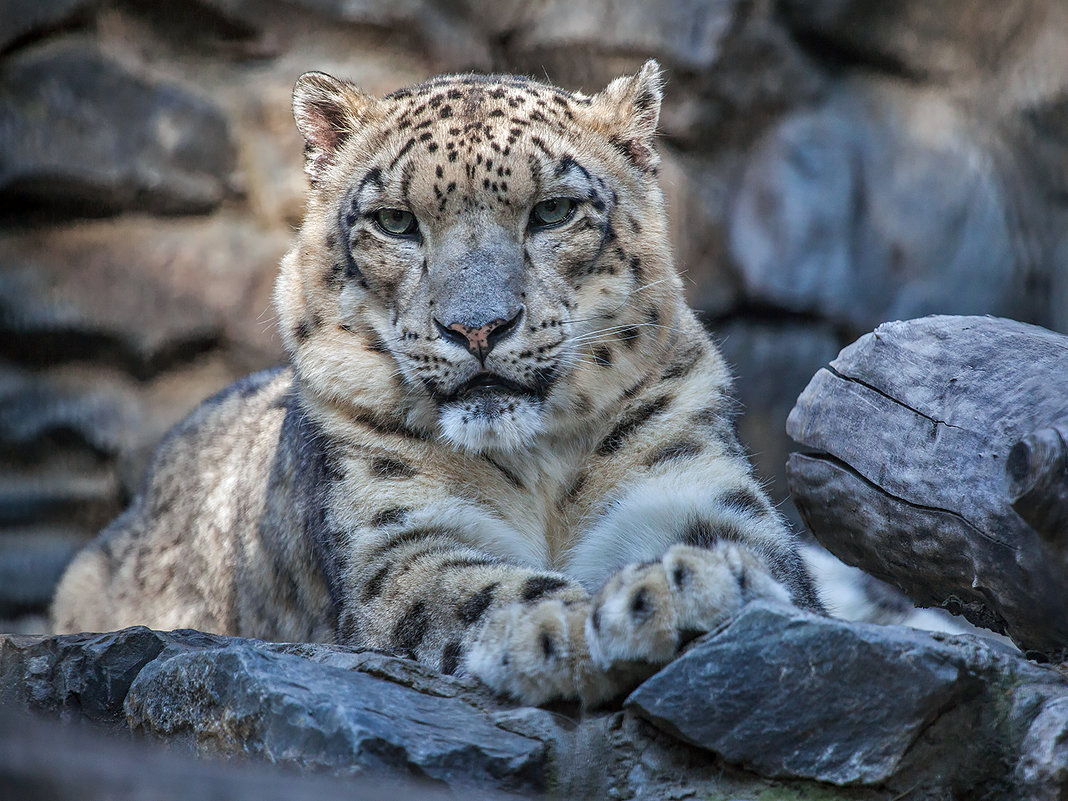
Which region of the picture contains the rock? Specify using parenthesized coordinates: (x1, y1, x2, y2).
(627, 600, 1068, 795)
(659, 148, 744, 318)
(0, 627, 226, 725)
(786, 316, 1068, 656)
(0, 364, 142, 459)
(0, 707, 470, 801)
(0, 38, 234, 219)
(729, 80, 1024, 332)
(125, 643, 549, 793)
(0, 530, 82, 617)
(1015, 696, 1068, 801)
(776, 0, 1052, 83)
(0, 0, 98, 52)
(273, 0, 491, 69)
(0, 461, 121, 533)
(0, 214, 286, 377)
(0, 627, 877, 801)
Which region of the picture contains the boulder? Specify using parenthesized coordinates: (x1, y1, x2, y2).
(0, 0, 98, 52)
(0, 214, 285, 377)
(628, 601, 1068, 796)
(776, 0, 1052, 82)
(729, 81, 1024, 333)
(126, 643, 549, 793)
(786, 315, 1068, 657)
(0, 38, 234, 219)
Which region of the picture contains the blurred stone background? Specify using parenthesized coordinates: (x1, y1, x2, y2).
(1, 0, 1066, 632)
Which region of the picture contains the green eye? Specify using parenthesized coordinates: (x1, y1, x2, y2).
(530, 198, 575, 228)
(374, 208, 418, 236)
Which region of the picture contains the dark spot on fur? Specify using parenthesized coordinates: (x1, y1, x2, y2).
(663, 345, 705, 381)
(591, 606, 601, 633)
(720, 487, 770, 518)
(361, 562, 393, 602)
(630, 588, 651, 621)
(618, 325, 640, 347)
(593, 345, 612, 367)
(352, 412, 430, 442)
(596, 396, 670, 456)
(338, 611, 358, 642)
(293, 320, 311, 342)
(458, 582, 499, 626)
(436, 556, 499, 571)
(486, 456, 523, 489)
(371, 506, 409, 528)
(683, 518, 745, 548)
(368, 527, 444, 560)
(682, 518, 717, 549)
(567, 471, 587, 498)
(540, 632, 556, 660)
(521, 575, 569, 603)
(371, 457, 417, 479)
(441, 640, 463, 675)
(672, 564, 690, 589)
(389, 137, 416, 170)
(391, 600, 430, 655)
(644, 439, 703, 466)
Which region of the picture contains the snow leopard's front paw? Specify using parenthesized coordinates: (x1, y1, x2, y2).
(465, 594, 616, 706)
(586, 541, 790, 669)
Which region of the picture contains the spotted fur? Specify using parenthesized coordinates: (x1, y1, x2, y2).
(52, 62, 822, 706)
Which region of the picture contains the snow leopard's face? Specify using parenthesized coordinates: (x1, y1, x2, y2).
(279, 64, 678, 453)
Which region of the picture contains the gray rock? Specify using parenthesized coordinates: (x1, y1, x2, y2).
(275, 0, 491, 68)
(0, 0, 98, 52)
(776, 0, 1050, 82)
(0, 38, 234, 218)
(0, 707, 484, 801)
(786, 316, 1068, 656)
(125, 642, 549, 794)
(729, 80, 1024, 331)
(0, 627, 227, 724)
(627, 601, 1068, 795)
(0, 214, 285, 377)
(0, 530, 82, 616)
(1015, 696, 1068, 801)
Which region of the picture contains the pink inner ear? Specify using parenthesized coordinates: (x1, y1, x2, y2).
(306, 101, 343, 153)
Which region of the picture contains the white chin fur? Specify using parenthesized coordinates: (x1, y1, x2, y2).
(438, 394, 546, 454)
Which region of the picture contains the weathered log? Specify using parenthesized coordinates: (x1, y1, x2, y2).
(786, 315, 1068, 658)
(1007, 418, 1068, 549)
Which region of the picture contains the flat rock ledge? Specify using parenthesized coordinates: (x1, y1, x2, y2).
(3, 603, 1067, 800)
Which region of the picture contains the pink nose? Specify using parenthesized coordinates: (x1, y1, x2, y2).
(434, 309, 523, 363)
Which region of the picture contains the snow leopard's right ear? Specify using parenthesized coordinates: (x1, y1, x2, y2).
(587, 59, 664, 172)
(293, 72, 381, 183)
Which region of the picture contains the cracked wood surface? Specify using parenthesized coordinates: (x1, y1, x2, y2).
(787, 315, 1068, 657)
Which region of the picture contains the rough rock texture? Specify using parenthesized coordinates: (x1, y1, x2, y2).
(4, 617, 1068, 799)
(786, 315, 1068, 657)
(629, 601, 1068, 796)
(3, 0, 1066, 627)
(126, 644, 550, 793)
(0, 38, 235, 218)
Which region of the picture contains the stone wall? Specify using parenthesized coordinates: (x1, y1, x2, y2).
(2, 0, 1067, 627)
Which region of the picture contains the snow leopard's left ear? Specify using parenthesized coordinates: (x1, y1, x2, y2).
(588, 59, 664, 172)
(293, 71, 382, 184)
